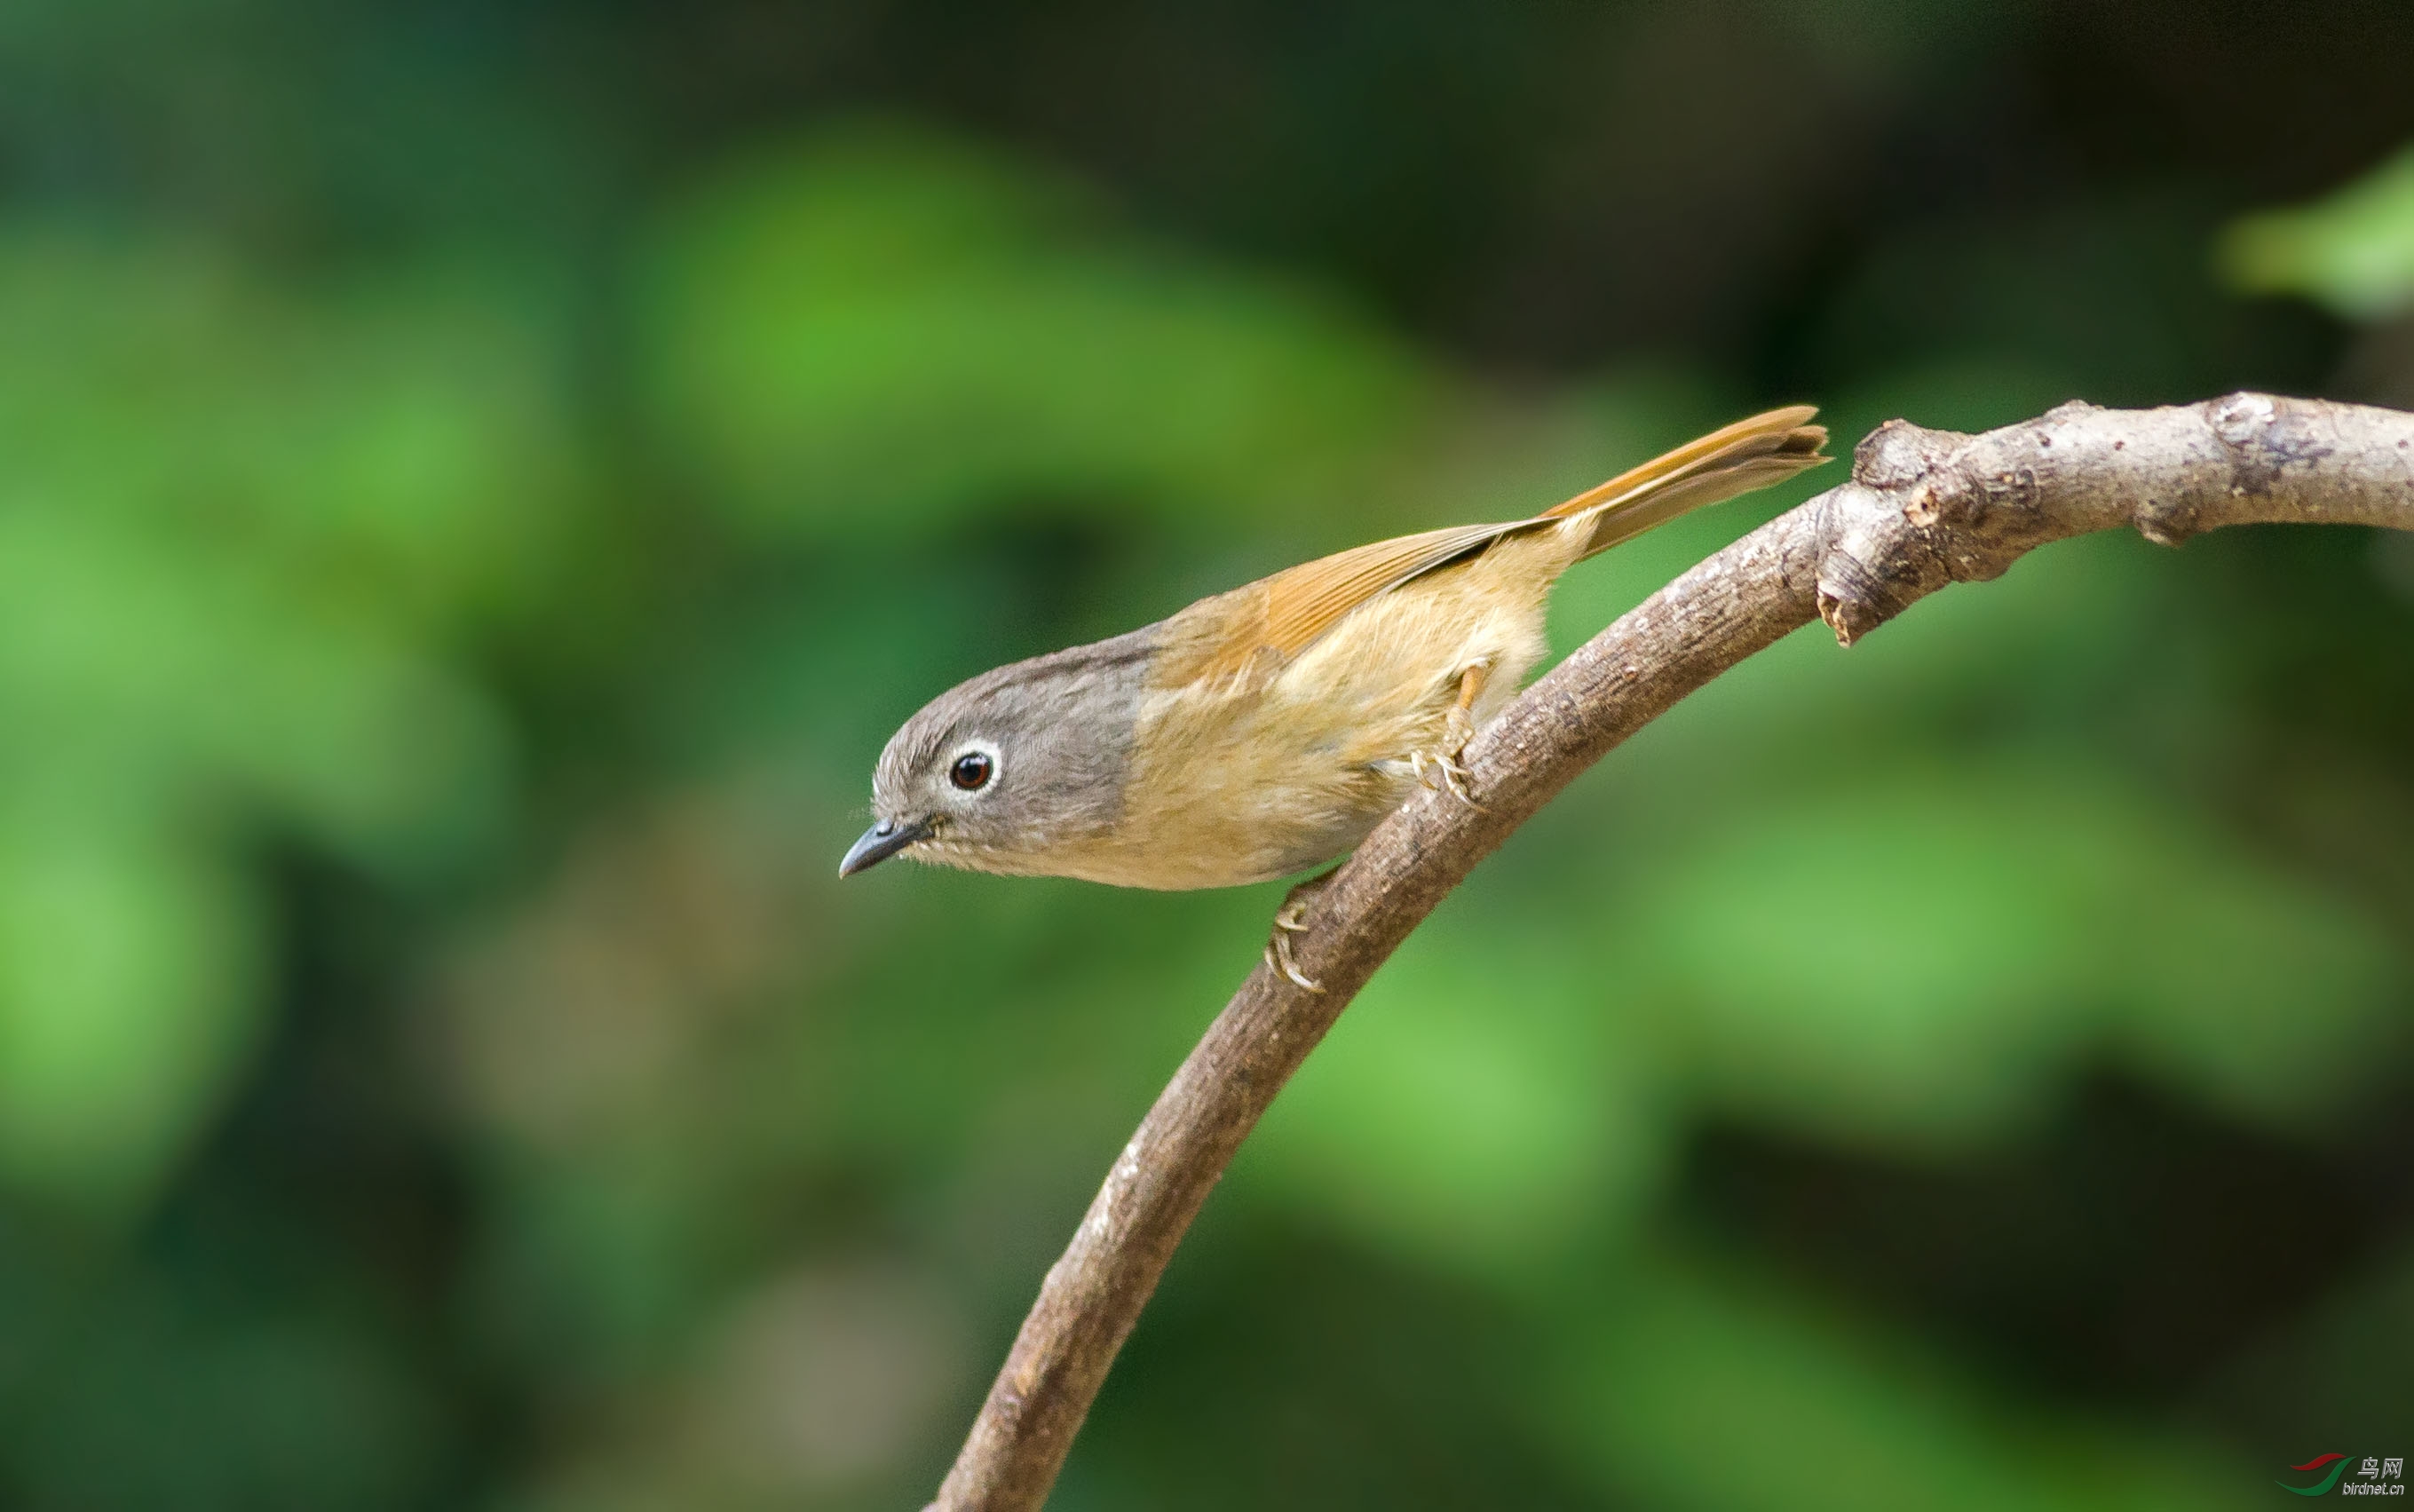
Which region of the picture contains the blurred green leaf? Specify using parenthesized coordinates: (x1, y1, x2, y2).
(0, 817, 257, 1205)
(1628, 764, 2399, 1148)
(639, 121, 1445, 545)
(0, 228, 566, 1202)
(2221, 143, 2414, 320)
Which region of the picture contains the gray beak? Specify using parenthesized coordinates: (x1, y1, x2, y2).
(840, 816, 930, 878)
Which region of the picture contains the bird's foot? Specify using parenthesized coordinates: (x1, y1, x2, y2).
(1419, 661, 1492, 811)
(1266, 912, 1320, 992)
(1409, 747, 1486, 811)
(1262, 870, 1336, 992)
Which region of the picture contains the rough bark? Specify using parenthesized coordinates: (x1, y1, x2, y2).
(929, 393, 2414, 1512)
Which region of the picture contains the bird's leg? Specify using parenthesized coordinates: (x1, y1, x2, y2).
(1442, 660, 1489, 760)
(1263, 868, 1337, 993)
(1413, 661, 1490, 810)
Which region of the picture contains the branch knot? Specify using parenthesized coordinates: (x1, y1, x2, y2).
(1853, 416, 1951, 488)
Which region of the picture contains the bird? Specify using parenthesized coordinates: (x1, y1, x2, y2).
(841, 406, 1826, 978)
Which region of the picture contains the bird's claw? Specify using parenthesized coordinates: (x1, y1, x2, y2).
(1263, 900, 1323, 992)
(1409, 748, 1487, 811)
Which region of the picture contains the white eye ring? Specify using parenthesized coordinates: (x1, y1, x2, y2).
(947, 745, 998, 793)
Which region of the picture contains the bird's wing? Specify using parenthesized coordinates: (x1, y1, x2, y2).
(1152, 520, 1524, 689)
(1150, 406, 1827, 690)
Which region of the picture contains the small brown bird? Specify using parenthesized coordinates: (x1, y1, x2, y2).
(842, 408, 1826, 921)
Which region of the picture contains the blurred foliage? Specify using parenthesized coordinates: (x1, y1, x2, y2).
(1, 4, 2412, 1510)
(641, 126, 1446, 544)
(2224, 145, 2414, 321)
(0, 232, 563, 1207)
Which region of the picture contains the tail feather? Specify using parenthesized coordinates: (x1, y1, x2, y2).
(1540, 406, 1829, 559)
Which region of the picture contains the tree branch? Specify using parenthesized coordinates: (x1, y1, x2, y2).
(929, 393, 2414, 1512)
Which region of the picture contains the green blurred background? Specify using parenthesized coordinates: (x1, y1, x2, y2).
(4, 3, 2414, 1508)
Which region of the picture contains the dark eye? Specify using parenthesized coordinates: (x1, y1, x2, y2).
(949, 751, 993, 791)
